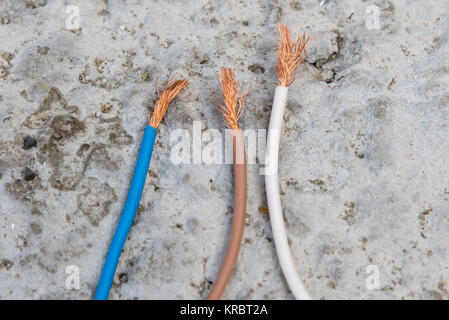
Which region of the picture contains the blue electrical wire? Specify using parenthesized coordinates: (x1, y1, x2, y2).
(95, 125, 158, 300)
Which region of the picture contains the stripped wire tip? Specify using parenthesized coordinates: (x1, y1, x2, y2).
(275, 24, 313, 87)
(148, 76, 189, 128)
(212, 67, 248, 130)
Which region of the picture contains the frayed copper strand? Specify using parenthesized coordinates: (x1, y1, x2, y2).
(212, 67, 248, 130)
(275, 24, 313, 87)
(148, 76, 189, 128)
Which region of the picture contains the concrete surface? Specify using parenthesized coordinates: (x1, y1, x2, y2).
(1, 0, 449, 299)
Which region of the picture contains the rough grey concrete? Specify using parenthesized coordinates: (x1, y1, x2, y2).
(1, 0, 449, 299)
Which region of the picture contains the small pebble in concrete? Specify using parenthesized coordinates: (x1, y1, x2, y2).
(118, 273, 128, 283)
(23, 136, 37, 149)
(37, 46, 49, 55)
(24, 167, 36, 181)
(248, 64, 265, 74)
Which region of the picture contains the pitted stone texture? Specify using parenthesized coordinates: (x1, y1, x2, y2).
(1, 0, 449, 299)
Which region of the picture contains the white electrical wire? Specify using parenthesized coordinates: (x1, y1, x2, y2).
(265, 86, 311, 300)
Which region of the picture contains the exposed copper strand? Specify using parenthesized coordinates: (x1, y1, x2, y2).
(275, 24, 313, 87)
(212, 67, 248, 130)
(148, 76, 189, 128)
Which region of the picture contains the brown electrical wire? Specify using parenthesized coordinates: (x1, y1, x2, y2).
(148, 76, 189, 128)
(275, 24, 313, 87)
(207, 68, 248, 300)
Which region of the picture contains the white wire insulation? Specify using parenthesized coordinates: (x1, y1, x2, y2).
(265, 86, 311, 300)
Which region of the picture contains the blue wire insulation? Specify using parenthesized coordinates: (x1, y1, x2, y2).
(94, 125, 158, 300)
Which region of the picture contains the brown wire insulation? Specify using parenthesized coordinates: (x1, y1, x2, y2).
(207, 130, 247, 300)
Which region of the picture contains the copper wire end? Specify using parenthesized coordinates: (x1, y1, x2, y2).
(213, 67, 248, 130)
(148, 76, 189, 128)
(275, 24, 313, 87)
